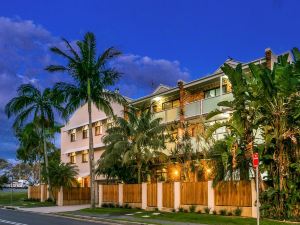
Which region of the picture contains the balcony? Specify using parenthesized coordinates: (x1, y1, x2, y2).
(153, 107, 179, 123)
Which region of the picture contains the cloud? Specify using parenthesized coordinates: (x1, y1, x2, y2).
(114, 54, 190, 97)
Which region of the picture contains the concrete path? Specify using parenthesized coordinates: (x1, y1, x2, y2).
(19, 205, 89, 213)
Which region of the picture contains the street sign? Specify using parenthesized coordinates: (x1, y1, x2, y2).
(253, 153, 259, 168)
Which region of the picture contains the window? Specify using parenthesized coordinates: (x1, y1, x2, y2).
(70, 129, 76, 142)
(162, 99, 180, 110)
(204, 86, 227, 99)
(95, 123, 103, 136)
(70, 153, 76, 164)
(82, 151, 88, 163)
(82, 126, 88, 139)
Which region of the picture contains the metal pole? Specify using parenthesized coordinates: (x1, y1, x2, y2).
(256, 167, 259, 225)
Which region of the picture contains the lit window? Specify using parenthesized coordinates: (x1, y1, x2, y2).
(82, 126, 88, 139)
(70, 153, 76, 164)
(95, 122, 103, 136)
(70, 129, 76, 142)
(162, 99, 180, 110)
(82, 151, 88, 163)
(204, 86, 227, 99)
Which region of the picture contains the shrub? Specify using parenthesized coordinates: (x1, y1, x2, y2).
(219, 209, 227, 216)
(178, 207, 184, 213)
(189, 205, 196, 213)
(227, 211, 233, 216)
(197, 209, 202, 214)
(204, 207, 211, 214)
(102, 203, 108, 208)
(234, 207, 242, 216)
(108, 203, 115, 208)
(212, 210, 217, 215)
(172, 209, 176, 213)
(154, 207, 159, 211)
(184, 209, 189, 213)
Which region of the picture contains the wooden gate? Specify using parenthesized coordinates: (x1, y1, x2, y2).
(215, 181, 252, 207)
(181, 182, 208, 205)
(147, 183, 157, 207)
(162, 182, 174, 208)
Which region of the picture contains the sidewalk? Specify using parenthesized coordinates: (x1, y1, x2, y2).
(19, 204, 90, 213)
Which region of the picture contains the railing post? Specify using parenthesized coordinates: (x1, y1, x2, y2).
(207, 181, 215, 213)
(174, 182, 181, 211)
(251, 179, 257, 218)
(57, 186, 64, 206)
(119, 183, 123, 206)
(142, 183, 147, 209)
(98, 184, 103, 207)
(157, 182, 163, 210)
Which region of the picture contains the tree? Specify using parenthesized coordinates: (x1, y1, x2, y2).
(102, 107, 166, 183)
(46, 32, 125, 208)
(5, 84, 64, 198)
(42, 160, 78, 202)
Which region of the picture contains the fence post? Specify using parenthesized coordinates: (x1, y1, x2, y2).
(157, 182, 163, 210)
(28, 186, 31, 199)
(46, 185, 50, 200)
(251, 179, 257, 218)
(207, 180, 215, 213)
(98, 184, 103, 207)
(40, 184, 45, 202)
(57, 186, 64, 206)
(142, 183, 147, 209)
(119, 184, 123, 206)
(174, 182, 181, 211)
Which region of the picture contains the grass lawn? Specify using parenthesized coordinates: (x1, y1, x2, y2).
(0, 190, 55, 207)
(79, 208, 300, 225)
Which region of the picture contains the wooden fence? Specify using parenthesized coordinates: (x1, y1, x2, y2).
(63, 187, 90, 205)
(181, 182, 208, 205)
(102, 184, 119, 203)
(123, 184, 142, 203)
(162, 182, 174, 208)
(215, 181, 252, 207)
(29, 186, 41, 200)
(147, 183, 157, 207)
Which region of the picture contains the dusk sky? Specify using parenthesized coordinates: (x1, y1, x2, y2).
(0, 0, 299, 160)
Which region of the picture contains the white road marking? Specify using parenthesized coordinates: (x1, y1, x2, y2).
(0, 219, 27, 225)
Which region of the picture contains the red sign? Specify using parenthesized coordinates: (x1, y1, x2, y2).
(252, 153, 259, 168)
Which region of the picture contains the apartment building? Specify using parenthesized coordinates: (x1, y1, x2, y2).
(60, 48, 280, 185)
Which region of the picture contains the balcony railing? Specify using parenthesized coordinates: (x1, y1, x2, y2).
(153, 93, 233, 123)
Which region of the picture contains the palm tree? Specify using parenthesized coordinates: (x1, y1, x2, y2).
(102, 107, 166, 183)
(5, 84, 64, 198)
(46, 32, 126, 208)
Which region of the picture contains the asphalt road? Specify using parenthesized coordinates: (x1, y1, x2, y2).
(0, 209, 113, 225)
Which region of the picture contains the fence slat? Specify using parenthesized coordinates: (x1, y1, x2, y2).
(63, 187, 90, 205)
(103, 184, 119, 203)
(123, 184, 142, 203)
(162, 182, 174, 208)
(214, 181, 252, 207)
(181, 182, 208, 205)
(147, 183, 157, 207)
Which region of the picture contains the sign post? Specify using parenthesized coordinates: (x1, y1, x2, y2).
(253, 153, 259, 225)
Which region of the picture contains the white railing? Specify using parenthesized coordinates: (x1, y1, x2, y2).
(153, 93, 233, 123)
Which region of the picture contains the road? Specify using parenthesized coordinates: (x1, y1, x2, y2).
(0, 209, 114, 225)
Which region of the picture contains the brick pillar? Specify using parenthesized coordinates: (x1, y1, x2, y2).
(142, 183, 147, 209)
(119, 184, 123, 206)
(177, 80, 185, 138)
(98, 184, 103, 207)
(265, 48, 272, 70)
(57, 186, 64, 206)
(251, 179, 257, 218)
(157, 182, 163, 210)
(174, 182, 181, 211)
(207, 180, 215, 213)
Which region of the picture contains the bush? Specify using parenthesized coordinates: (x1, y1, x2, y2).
(108, 203, 115, 208)
(155, 207, 159, 211)
(178, 207, 184, 213)
(124, 203, 130, 209)
(197, 209, 202, 214)
(227, 211, 233, 216)
(184, 209, 189, 213)
(213, 210, 217, 215)
(219, 209, 227, 216)
(24, 198, 40, 202)
(101, 203, 108, 208)
(172, 209, 176, 213)
(189, 205, 196, 213)
(204, 207, 211, 214)
(234, 207, 242, 216)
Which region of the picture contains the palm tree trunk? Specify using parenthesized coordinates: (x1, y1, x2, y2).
(137, 162, 141, 184)
(41, 121, 52, 200)
(87, 78, 96, 208)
